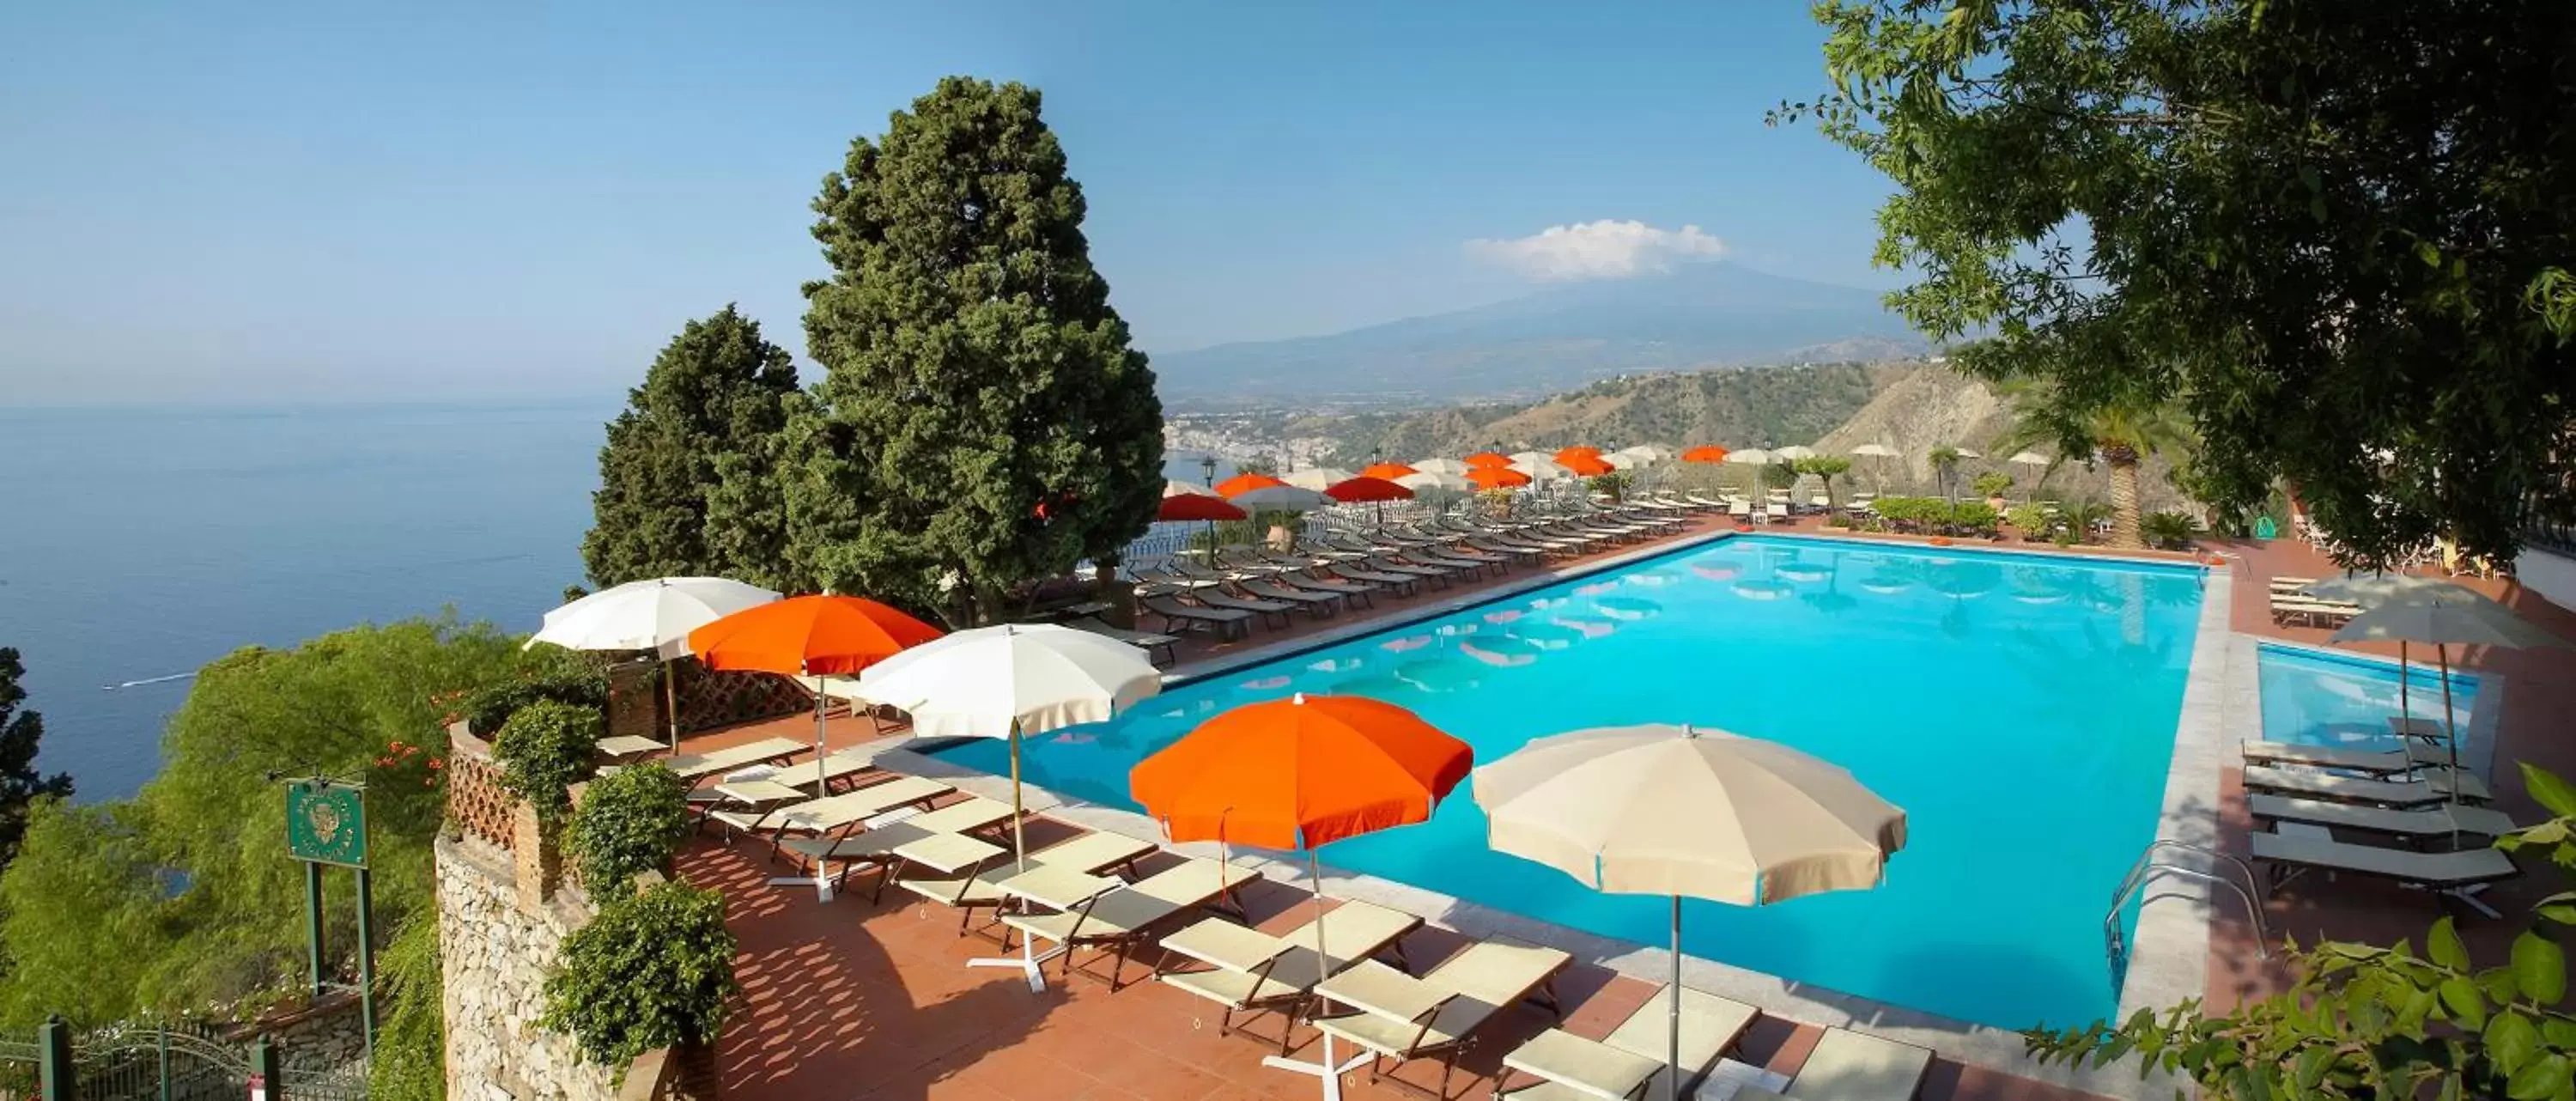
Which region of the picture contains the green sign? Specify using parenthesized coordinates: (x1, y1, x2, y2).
(286, 780, 368, 867)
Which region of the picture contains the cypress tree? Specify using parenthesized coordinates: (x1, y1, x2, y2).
(790, 76, 1163, 623)
(0, 648, 74, 866)
(580, 306, 802, 588)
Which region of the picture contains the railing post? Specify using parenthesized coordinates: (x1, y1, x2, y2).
(36, 1015, 72, 1101)
(250, 1034, 280, 1101)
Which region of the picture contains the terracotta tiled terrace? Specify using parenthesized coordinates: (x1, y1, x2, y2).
(653, 517, 2576, 1101)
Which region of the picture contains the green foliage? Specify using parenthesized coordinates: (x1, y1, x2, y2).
(0, 618, 538, 1025)
(493, 699, 598, 827)
(581, 305, 803, 590)
(2032, 763, 2576, 1096)
(1793, 455, 1855, 509)
(462, 653, 608, 737)
(1779, 0, 2576, 567)
(1947, 501, 2000, 537)
(1760, 462, 1798, 490)
(2004, 503, 2055, 539)
(0, 648, 73, 866)
(1971, 471, 2014, 500)
(368, 914, 445, 1101)
(1587, 471, 1633, 502)
(790, 76, 1164, 625)
(568, 764, 692, 892)
(2140, 511, 2203, 551)
(542, 881, 740, 1069)
(1872, 496, 1998, 537)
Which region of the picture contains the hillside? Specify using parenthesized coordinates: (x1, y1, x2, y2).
(1310, 361, 1912, 466)
(1153, 262, 1926, 407)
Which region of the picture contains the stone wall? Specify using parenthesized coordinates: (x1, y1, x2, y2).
(436, 833, 619, 1101)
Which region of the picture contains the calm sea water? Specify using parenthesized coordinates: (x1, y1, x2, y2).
(936, 535, 2208, 1029)
(0, 404, 1225, 801)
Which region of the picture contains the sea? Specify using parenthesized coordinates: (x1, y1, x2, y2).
(0, 403, 1224, 801)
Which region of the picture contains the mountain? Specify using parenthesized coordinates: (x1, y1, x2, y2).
(1151, 262, 1927, 408)
(1303, 361, 1915, 467)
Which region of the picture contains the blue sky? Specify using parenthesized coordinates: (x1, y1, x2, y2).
(0, 1, 1899, 405)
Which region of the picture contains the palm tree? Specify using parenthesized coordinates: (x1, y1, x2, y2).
(1995, 380, 2197, 549)
(1928, 446, 1961, 503)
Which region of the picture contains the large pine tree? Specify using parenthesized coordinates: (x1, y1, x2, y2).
(581, 306, 803, 589)
(789, 77, 1164, 624)
(0, 648, 74, 865)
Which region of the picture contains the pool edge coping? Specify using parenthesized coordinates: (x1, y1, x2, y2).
(2113, 569, 2233, 1025)
(876, 527, 2214, 1098)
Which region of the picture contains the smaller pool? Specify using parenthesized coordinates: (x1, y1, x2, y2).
(2257, 642, 2477, 747)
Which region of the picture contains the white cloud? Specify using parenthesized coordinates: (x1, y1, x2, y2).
(1464, 220, 1728, 281)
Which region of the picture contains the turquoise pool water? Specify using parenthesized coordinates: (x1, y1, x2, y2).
(2258, 642, 2479, 747)
(935, 534, 2207, 1030)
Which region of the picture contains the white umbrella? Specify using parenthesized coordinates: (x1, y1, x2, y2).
(1507, 451, 1564, 479)
(2006, 451, 2050, 468)
(1771, 445, 1816, 461)
(527, 576, 781, 745)
(1475, 726, 1905, 1100)
(2302, 575, 2472, 736)
(1724, 448, 1774, 503)
(1850, 443, 1898, 459)
(2330, 591, 2570, 822)
(1948, 447, 1983, 459)
(1412, 457, 1470, 476)
(1396, 470, 1474, 493)
(1227, 484, 1333, 510)
(856, 623, 1162, 867)
(1282, 467, 1355, 490)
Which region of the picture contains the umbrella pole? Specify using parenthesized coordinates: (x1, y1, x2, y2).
(1010, 720, 1028, 871)
(2439, 642, 2461, 818)
(1668, 895, 1682, 1101)
(664, 657, 680, 750)
(2397, 641, 2413, 732)
(812, 675, 829, 797)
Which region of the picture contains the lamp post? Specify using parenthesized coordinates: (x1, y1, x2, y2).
(1200, 454, 1217, 488)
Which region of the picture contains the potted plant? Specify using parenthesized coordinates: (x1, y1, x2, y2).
(1973, 471, 2014, 512)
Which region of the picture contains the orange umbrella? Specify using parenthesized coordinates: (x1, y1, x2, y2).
(1467, 466, 1533, 490)
(1358, 461, 1419, 481)
(1131, 694, 1471, 1096)
(1213, 471, 1289, 498)
(1463, 451, 1513, 470)
(1680, 445, 1731, 464)
(1558, 453, 1617, 478)
(689, 595, 945, 793)
(1553, 446, 1603, 466)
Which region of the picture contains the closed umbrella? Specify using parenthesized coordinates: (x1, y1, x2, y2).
(528, 576, 780, 745)
(1132, 694, 1472, 1101)
(688, 595, 945, 794)
(2329, 590, 2572, 823)
(1475, 725, 1905, 1100)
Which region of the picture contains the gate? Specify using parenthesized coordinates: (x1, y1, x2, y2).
(0, 1019, 364, 1101)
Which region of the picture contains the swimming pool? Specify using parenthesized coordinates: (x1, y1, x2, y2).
(936, 534, 2207, 1030)
(2257, 642, 2479, 747)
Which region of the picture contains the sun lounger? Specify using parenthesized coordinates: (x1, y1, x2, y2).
(661, 736, 808, 781)
(1062, 616, 1180, 666)
(2241, 763, 2488, 806)
(776, 796, 1018, 897)
(1237, 577, 1342, 617)
(1275, 570, 1378, 608)
(2239, 739, 2455, 776)
(2270, 595, 2361, 626)
(2250, 830, 2519, 909)
(1764, 503, 1790, 524)
(1736, 1027, 1935, 1101)
(1157, 900, 1423, 1054)
(1498, 986, 1759, 1101)
(1310, 941, 1572, 1099)
(1330, 561, 1420, 597)
(714, 775, 952, 855)
(1141, 594, 1254, 641)
(897, 830, 1158, 938)
(999, 857, 1264, 989)
(2248, 794, 2518, 842)
(2391, 715, 2454, 741)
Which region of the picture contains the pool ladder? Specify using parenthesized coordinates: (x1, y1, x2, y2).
(2105, 841, 2268, 973)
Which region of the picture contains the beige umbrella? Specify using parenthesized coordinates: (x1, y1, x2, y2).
(1723, 448, 1773, 502)
(1412, 457, 1470, 476)
(1851, 443, 1898, 494)
(1395, 469, 1473, 493)
(2302, 575, 2472, 738)
(1281, 467, 1355, 490)
(2330, 590, 2571, 823)
(1474, 725, 1905, 1100)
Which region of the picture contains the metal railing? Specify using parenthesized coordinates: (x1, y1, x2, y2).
(2105, 840, 2267, 976)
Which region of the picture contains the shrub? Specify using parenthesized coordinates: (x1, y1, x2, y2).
(2004, 503, 2053, 538)
(568, 763, 692, 891)
(2141, 510, 2203, 550)
(493, 699, 598, 825)
(1971, 471, 2014, 499)
(1949, 501, 2001, 536)
(1587, 471, 1632, 502)
(1826, 513, 1856, 529)
(543, 882, 739, 1070)
(2051, 526, 2081, 548)
(463, 657, 608, 737)
(369, 914, 445, 1101)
